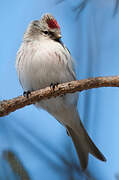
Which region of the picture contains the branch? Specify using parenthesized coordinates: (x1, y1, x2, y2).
(0, 76, 119, 117)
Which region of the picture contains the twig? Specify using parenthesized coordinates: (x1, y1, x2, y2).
(0, 76, 119, 117)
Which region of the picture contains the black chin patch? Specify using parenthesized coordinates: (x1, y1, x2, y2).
(55, 38, 64, 47)
(55, 38, 71, 54)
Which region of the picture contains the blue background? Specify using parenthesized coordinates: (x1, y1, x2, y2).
(0, 0, 119, 179)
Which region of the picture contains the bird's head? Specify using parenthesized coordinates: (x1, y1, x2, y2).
(24, 14, 61, 41)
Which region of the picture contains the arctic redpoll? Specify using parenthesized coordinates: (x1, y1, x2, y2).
(16, 13, 106, 170)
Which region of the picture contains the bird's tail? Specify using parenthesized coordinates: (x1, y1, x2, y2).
(66, 121, 106, 170)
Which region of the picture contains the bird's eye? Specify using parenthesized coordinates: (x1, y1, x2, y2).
(43, 31, 49, 35)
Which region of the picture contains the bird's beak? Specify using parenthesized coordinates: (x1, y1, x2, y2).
(56, 34, 62, 39)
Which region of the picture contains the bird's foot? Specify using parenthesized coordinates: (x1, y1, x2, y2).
(50, 82, 59, 90)
(23, 90, 31, 98)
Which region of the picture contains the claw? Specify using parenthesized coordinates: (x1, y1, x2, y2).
(50, 82, 59, 90)
(23, 91, 31, 98)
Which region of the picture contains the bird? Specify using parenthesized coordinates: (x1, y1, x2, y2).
(16, 13, 106, 170)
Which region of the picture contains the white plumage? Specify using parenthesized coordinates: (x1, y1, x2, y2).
(16, 13, 106, 170)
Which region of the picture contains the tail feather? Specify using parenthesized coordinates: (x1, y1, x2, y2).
(67, 126, 88, 170)
(80, 121, 106, 162)
(66, 122, 106, 170)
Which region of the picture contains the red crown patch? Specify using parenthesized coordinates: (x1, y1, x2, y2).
(47, 19, 60, 30)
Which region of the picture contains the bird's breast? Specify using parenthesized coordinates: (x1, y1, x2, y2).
(16, 39, 72, 91)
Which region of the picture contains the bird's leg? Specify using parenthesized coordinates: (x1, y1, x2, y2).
(23, 90, 31, 98)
